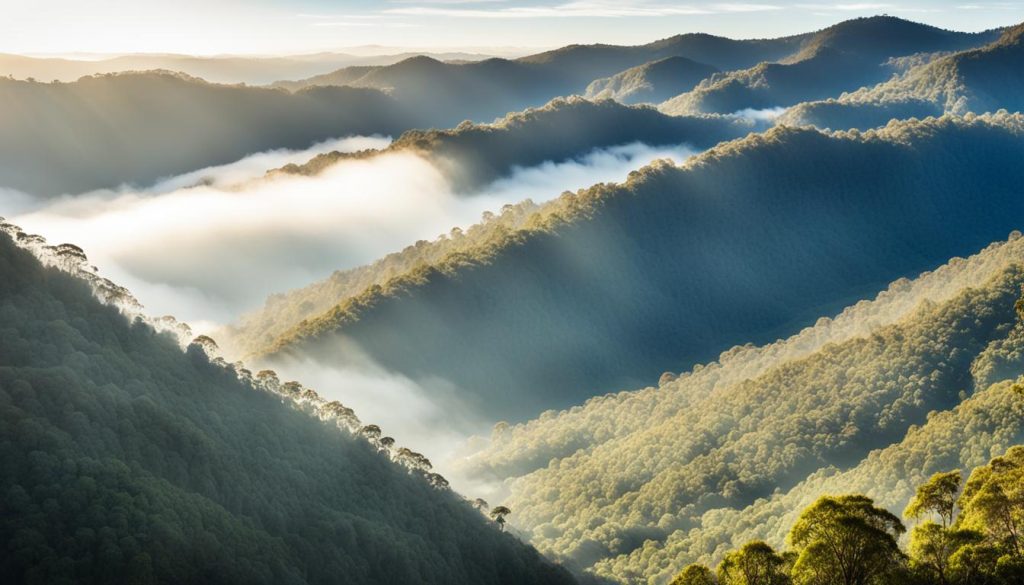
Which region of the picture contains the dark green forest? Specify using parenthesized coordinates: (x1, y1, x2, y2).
(0, 231, 575, 585)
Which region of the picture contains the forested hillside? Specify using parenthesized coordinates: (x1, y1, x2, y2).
(660, 16, 998, 115)
(0, 228, 576, 585)
(780, 22, 1024, 129)
(270, 97, 750, 192)
(0, 72, 416, 196)
(251, 113, 1024, 420)
(583, 57, 718, 105)
(459, 233, 1024, 583)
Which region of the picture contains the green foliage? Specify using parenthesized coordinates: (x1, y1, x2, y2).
(908, 522, 983, 584)
(955, 446, 1024, 558)
(905, 470, 962, 526)
(0, 233, 575, 585)
(788, 495, 905, 585)
(717, 542, 789, 585)
(671, 564, 717, 585)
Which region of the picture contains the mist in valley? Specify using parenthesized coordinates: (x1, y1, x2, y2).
(10, 139, 698, 328)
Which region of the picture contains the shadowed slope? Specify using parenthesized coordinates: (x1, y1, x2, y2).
(254, 114, 1024, 421)
(660, 16, 999, 116)
(0, 231, 576, 585)
(780, 22, 1024, 129)
(0, 71, 417, 196)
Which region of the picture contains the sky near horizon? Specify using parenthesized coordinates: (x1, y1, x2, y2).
(2, 1, 1023, 56)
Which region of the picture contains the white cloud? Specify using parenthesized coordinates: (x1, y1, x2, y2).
(11, 138, 698, 329)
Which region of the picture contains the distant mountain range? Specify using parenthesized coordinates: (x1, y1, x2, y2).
(659, 16, 1000, 115)
(0, 51, 502, 85)
(240, 113, 1024, 421)
(781, 22, 1024, 129)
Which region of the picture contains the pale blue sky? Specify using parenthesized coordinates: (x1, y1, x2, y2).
(3, 1, 1022, 56)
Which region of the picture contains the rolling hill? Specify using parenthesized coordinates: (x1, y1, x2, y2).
(583, 57, 719, 105)
(459, 233, 1024, 583)
(0, 224, 576, 585)
(267, 97, 752, 194)
(780, 22, 1024, 129)
(0, 71, 418, 196)
(243, 113, 1024, 422)
(660, 16, 999, 116)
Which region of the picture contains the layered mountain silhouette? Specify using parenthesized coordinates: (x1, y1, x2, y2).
(0, 228, 577, 585)
(660, 16, 999, 115)
(781, 22, 1024, 129)
(583, 57, 719, 105)
(273, 32, 807, 126)
(269, 97, 751, 193)
(0, 51, 500, 85)
(0, 71, 418, 196)
(242, 113, 1024, 421)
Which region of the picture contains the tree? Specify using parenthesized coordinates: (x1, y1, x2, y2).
(671, 563, 716, 585)
(905, 470, 962, 527)
(956, 447, 1024, 558)
(491, 506, 511, 531)
(908, 521, 982, 585)
(717, 541, 789, 585)
(789, 495, 905, 585)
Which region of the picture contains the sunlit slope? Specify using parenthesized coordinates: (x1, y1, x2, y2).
(0, 71, 416, 196)
(218, 98, 751, 357)
(660, 16, 999, 116)
(584, 57, 719, 105)
(0, 232, 576, 585)
(464, 236, 1024, 583)
(780, 22, 1024, 129)
(256, 113, 1024, 420)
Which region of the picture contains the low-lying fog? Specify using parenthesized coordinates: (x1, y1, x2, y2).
(6, 136, 700, 496)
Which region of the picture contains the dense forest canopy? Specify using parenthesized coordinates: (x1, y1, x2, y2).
(0, 229, 575, 585)
(779, 22, 1024, 130)
(461, 233, 1024, 583)
(249, 113, 1024, 421)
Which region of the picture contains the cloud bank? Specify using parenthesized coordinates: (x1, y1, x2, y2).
(10, 140, 698, 329)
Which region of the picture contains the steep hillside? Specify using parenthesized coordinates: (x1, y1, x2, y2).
(780, 22, 1024, 129)
(268, 97, 751, 193)
(0, 71, 417, 196)
(583, 57, 718, 105)
(460, 235, 1024, 583)
(660, 16, 998, 115)
(251, 113, 1024, 421)
(275, 32, 805, 127)
(0, 227, 576, 585)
